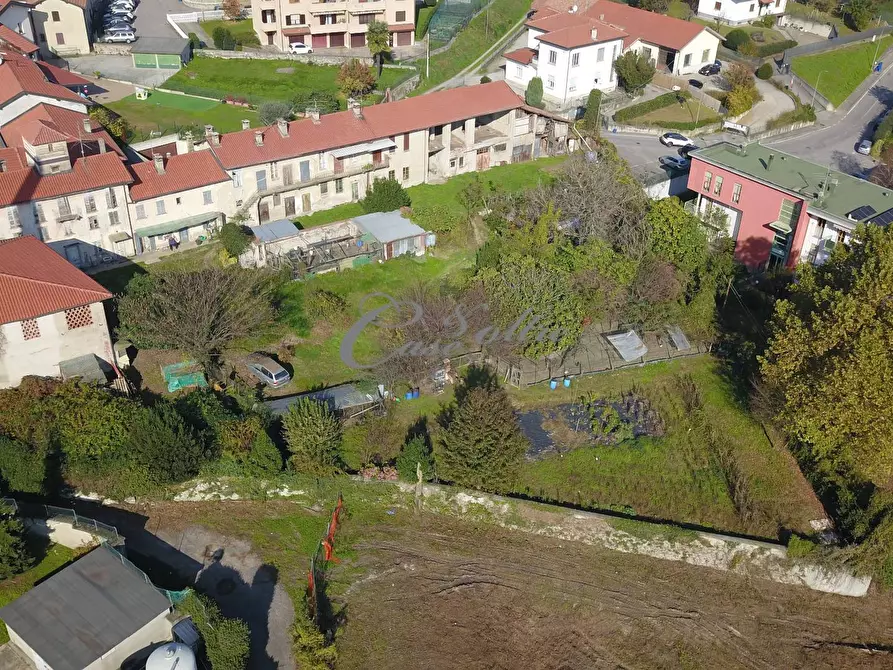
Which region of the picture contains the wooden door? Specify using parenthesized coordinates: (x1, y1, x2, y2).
(282, 164, 294, 185)
(397, 31, 411, 46)
(259, 202, 270, 222)
(285, 197, 296, 216)
(372, 149, 382, 166)
(334, 157, 344, 174)
(330, 32, 345, 47)
(350, 33, 365, 48)
(476, 148, 490, 171)
(302, 193, 311, 212)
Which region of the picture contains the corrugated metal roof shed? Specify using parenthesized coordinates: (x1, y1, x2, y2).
(252, 219, 300, 244)
(353, 211, 426, 244)
(265, 383, 377, 416)
(0, 545, 171, 670)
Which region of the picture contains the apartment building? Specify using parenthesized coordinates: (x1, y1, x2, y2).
(688, 142, 893, 270)
(31, 0, 100, 57)
(507, 0, 721, 105)
(251, 0, 415, 51)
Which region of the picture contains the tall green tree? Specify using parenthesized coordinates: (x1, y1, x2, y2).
(846, 0, 877, 31)
(282, 399, 342, 475)
(581, 88, 602, 136)
(0, 505, 31, 579)
(127, 402, 206, 486)
(613, 51, 656, 94)
(336, 59, 376, 98)
(645, 197, 708, 277)
(366, 20, 390, 77)
(760, 225, 893, 484)
(436, 382, 528, 493)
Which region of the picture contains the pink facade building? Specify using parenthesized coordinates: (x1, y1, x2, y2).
(688, 143, 893, 270)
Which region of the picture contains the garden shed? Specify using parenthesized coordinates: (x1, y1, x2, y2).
(352, 211, 433, 260)
(132, 37, 191, 70)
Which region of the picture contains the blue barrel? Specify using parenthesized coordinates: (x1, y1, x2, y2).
(549, 379, 558, 390)
(563, 378, 571, 388)
(412, 388, 420, 399)
(405, 391, 413, 400)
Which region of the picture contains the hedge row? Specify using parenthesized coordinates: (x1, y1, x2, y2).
(754, 39, 797, 58)
(614, 91, 691, 122)
(629, 117, 721, 131)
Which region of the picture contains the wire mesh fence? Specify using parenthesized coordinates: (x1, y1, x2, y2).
(428, 0, 490, 43)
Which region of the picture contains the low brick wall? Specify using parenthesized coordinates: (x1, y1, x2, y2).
(195, 48, 418, 71)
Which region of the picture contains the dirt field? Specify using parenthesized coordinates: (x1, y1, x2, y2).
(335, 516, 893, 670)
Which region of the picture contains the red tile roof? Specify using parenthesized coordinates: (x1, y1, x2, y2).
(0, 50, 85, 108)
(0, 236, 112, 324)
(0, 104, 124, 159)
(36, 61, 91, 88)
(535, 21, 627, 49)
(504, 47, 537, 65)
(128, 151, 230, 201)
(531, 1, 709, 52)
(0, 149, 132, 207)
(0, 25, 38, 54)
(0, 0, 38, 13)
(210, 81, 524, 170)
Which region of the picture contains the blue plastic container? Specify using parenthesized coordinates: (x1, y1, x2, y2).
(563, 378, 571, 388)
(549, 380, 558, 390)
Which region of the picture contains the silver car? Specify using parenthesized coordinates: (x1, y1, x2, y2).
(659, 155, 689, 170)
(245, 353, 291, 388)
(857, 139, 872, 155)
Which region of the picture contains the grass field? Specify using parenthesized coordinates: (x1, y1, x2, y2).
(414, 0, 531, 93)
(107, 90, 258, 141)
(693, 18, 788, 43)
(635, 98, 721, 125)
(511, 357, 822, 537)
(416, 0, 441, 40)
(199, 18, 260, 47)
(0, 543, 77, 643)
(166, 57, 412, 106)
(792, 36, 893, 106)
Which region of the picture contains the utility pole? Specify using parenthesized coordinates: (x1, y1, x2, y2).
(426, 33, 430, 79)
(811, 70, 826, 109)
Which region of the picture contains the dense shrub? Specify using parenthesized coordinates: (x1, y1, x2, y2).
(396, 436, 434, 482)
(127, 402, 205, 487)
(304, 288, 347, 320)
(874, 112, 893, 144)
(361, 177, 411, 213)
(581, 88, 602, 135)
(754, 39, 797, 58)
(291, 90, 340, 115)
(411, 203, 464, 233)
(282, 399, 342, 475)
(787, 535, 818, 558)
(88, 105, 130, 141)
(291, 596, 337, 669)
(525, 77, 544, 108)
(614, 91, 690, 122)
(178, 592, 250, 669)
(756, 62, 773, 80)
(188, 32, 201, 50)
(212, 27, 236, 50)
(0, 436, 46, 494)
(0, 505, 31, 580)
(480, 75, 491, 84)
(218, 220, 252, 258)
(724, 28, 751, 51)
(613, 50, 656, 93)
(258, 101, 293, 125)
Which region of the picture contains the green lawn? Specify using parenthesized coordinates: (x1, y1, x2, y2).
(0, 544, 77, 643)
(416, 0, 442, 40)
(693, 18, 788, 43)
(792, 35, 893, 106)
(415, 0, 531, 93)
(636, 98, 721, 124)
(667, 0, 692, 18)
(199, 18, 260, 47)
(107, 90, 258, 142)
(511, 357, 822, 538)
(166, 57, 412, 106)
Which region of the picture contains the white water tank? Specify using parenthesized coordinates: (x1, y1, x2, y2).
(146, 643, 198, 670)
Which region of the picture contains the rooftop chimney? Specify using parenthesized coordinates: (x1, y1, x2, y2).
(352, 104, 363, 119)
(307, 108, 321, 123)
(211, 131, 220, 147)
(590, 27, 598, 40)
(204, 124, 214, 138)
(767, 153, 774, 169)
(98, 137, 106, 154)
(241, 119, 250, 130)
(599, 13, 604, 20)
(165, 152, 171, 159)
(255, 130, 264, 147)
(153, 153, 165, 175)
(0, 160, 5, 173)
(277, 118, 288, 137)
(81, 117, 91, 133)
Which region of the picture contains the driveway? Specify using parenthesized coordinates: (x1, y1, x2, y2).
(739, 77, 795, 128)
(132, 0, 185, 40)
(65, 54, 176, 87)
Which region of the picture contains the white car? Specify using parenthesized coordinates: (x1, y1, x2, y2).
(659, 132, 693, 147)
(659, 155, 690, 170)
(106, 8, 134, 20)
(288, 42, 313, 55)
(857, 139, 872, 155)
(109, 0, 136, 10)
(100, 31, 135, 43)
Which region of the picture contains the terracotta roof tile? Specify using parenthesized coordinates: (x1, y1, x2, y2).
(128, 151, 230, 201)
(535, 21, 627, 49)
(0, 50, 85, 107)
(0, 150, 132, 207)
(37, 60, 91, 88)
(1, 104, 124, 158)
(504, 47, 537, 65)
(210, 81, 524, 170)
(0, 24, 38, 54)
(0, 236, 112, 324)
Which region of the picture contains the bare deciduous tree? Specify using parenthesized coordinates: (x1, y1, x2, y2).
(117, 267, 277, 366)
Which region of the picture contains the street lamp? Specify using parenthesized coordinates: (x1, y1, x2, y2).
(810, 70, 827, 110)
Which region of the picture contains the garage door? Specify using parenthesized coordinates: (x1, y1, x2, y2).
(397, 31, 411, 46)
(330, 32, 345, 47)
(350, 33, 365, 48)
(156, 54, 181, 69)
(312, 33, 327, 48)
(132, 53, 156, 68)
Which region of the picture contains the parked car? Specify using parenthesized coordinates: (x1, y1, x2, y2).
(288, 42, 313, 55)
(688, 79, 704, 89)
(105, 25, 135, 35)
(105, 8, 134, 19)
(659, 155, 690, 170)
(698, 60, 721, 76)
(245, 353, 291, 388)
(857, 139, 873, 155)
(108, 0, 136, 10)
(103, 15, 131, 25)
(659, 132, 693, 147)
(99, 31, 135, 43)
(679, 144, 700, 159)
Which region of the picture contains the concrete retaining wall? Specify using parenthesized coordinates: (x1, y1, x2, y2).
(194, 49, 417, 70)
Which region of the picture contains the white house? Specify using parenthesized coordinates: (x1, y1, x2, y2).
(508, 0, 722, 106)
(697, 0, 787, 25)
(0, 235, 114, 387)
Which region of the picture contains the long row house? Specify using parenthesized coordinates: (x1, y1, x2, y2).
(0, 49, 573, 269)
